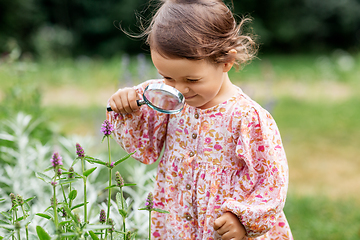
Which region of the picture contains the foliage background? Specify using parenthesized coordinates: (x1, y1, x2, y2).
(0, 0, 360, 58)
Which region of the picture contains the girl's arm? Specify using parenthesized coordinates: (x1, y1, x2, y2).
(221, 107, 289, 238)
(107, 80, 169, 164)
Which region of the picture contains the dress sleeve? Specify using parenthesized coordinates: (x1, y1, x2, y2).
(106, 80, 169, 164)
(221, 107, 289, 238)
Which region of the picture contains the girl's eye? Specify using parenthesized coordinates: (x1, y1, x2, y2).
(164, 77, 173, 81)
(187, 78, 199, 82)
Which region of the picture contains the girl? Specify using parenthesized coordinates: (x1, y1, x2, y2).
(107, 0, 293, 239)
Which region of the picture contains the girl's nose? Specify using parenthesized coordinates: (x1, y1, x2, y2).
(175, 84, 189, 95)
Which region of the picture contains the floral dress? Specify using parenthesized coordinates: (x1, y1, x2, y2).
(107, 79, 293, 240)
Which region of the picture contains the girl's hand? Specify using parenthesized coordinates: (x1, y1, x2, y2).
(108, 87, 140, 114)
(214, 212, 246, 240)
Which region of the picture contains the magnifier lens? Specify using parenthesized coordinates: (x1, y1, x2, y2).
(144, 89, 183, 112)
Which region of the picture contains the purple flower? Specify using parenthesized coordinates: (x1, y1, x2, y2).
(51, 181, 57, 186)
(115, 171, 124, 187)
(101, 120, 114, 136)
(51, 152, 63, 169)
(57, 168, 62, 176)
(99, 209, 106, 223)
(76, 143, 85, 158)
(50, 197, 57, 206)
(145, 192, 154, 210)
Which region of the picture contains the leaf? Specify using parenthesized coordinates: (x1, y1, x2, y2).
(153, 208, 170, 214)
(69, 190, 78, 200)
(116, 192, 127, 211)
(83, 167, 97, 177)
(0, 212, 11, 221)
(35, 172, 52, 183)
(59, 220, 72, 227)
(2, 231, 15, 240)
(138, 208, 149, 211)
(114, 152, 135, 167)
(0, 198, 5, 203)
(88, 231, 99, 240)
(59, 179, 78, 185)
(104, 185, 118, 189)
(25, 196, 36, 203)
(36, 213, 52, 220)
(63, 206, 79, 224)
(118, 209, 127, 218)
(0, 224, 14, 230)
(60, 232, 77, 237)
(43, 166, 53, 172)
(71, 157, 80, 167)
(71, 203, 86, 210)
(36, 225, 51, 240)
(85, 157, 107, 166)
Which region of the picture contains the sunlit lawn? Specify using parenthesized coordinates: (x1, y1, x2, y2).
(1, 52, 360, 239)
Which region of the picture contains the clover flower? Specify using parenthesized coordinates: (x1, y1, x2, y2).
(107, 218, 114, 233)
(16, 195, 23, 206)
(68, 167, 74, 179)
(76, 143, 85, 158)
(99, 209, 106, 223)
(101, 119, 114, 136)
(115, 171, 124, 187)
(10, 193, 16, 207)
(51, 152, 63, 169)
(50, 197, 57, 206)
(145, 192, 154, 210)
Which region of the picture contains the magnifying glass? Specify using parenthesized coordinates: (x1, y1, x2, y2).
(107, 83, 185, 114)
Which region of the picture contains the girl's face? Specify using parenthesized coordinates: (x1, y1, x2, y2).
(151, 50, 236, 109)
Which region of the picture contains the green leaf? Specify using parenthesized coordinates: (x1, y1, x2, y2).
(71, 203, 86, 210)
(60, 232, 78, 237)
(36, 225, 51, 240)
(0, 224, 14, 230)
(24, 196, 36, 203)
(104, 185, 118, 189)
(36, 213, 52, 220)
(88, 231, 99, 240)
(63, 206, 79, 224)
(69, 190, 78, 200)
(59, 179, 78, 185)
(118, 209, 127, 218)
(72, 157, 80, 167)
(0, 220, 11, 225)
(114, 152, 135, 167)
(116, 192, 127, 211)
(59, 220, 72, 227)
(138, 208, 149, 211)
(85, 157, 107, 166)
(153, 208, 170, 214)
(83, 167, 97, 177)
(35, 172, 52, 183)
(0, 198, 5, 203)
(43, 166, 53, 172)
(0, 212, 11, 221)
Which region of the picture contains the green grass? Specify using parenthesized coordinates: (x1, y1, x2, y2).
(285, 195, 360, 240)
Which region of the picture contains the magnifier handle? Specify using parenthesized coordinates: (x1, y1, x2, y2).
(106, 99, 145, 112)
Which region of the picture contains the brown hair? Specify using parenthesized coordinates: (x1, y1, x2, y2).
(139, 0, 258, 67)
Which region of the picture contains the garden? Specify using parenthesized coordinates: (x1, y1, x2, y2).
(1, 0, 360, 239)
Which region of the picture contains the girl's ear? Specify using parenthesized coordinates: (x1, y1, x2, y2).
(222, 49, 237, 72)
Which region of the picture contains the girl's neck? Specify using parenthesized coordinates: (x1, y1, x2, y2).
(199, 73, 237, 109)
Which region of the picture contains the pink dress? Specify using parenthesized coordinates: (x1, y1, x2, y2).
(108, 79, 293, 240)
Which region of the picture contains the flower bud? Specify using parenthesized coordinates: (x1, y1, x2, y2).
(76, 143, 85, 158)
(101, 120, 114, 136)
(145, 192, 154, 210)
(115, 171, 124, 187)
(99, 209, 106, 223)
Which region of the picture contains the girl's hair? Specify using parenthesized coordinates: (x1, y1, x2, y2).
(140, 0, 258, 67)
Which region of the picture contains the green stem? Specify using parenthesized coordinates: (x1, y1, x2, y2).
(149, 210, 152, 240)
(81, 158, 88, 223)
(120, 187, 126, 236)
(61, 185, 68, 204)
(16, 228, 20, 240)
(83, 176, 88, 223)
(53, 185, 59, 231)
(20, 205, 29, 240)
(105, 136, 112, 238)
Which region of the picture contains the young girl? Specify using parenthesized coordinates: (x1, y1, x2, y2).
(107, 0, 293, 239)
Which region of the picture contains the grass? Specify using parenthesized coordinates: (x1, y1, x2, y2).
(1, 52, 360, 239)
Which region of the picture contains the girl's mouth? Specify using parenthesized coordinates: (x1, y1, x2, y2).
(185, 94, 197, 100)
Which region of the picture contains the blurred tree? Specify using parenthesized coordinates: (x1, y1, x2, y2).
(0, 0, 359, 58)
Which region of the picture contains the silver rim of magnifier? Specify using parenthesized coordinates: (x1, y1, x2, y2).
(142, 83, 185, 114)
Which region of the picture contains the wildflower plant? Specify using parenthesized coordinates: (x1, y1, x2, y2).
(0, 117, 168, 240)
